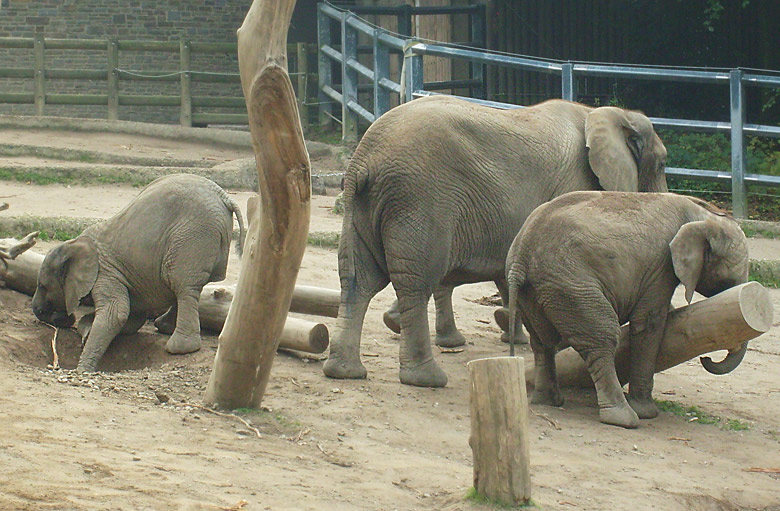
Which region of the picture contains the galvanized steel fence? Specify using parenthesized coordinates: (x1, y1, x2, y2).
(317, 2, 780, 218)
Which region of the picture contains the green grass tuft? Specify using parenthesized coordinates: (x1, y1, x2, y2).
(655, 399, 750, 430)
(465, 487, 537, 509)
(307, 231, 340, 249)
(740, 225, 780, 240)
(749, 260, 780, 288)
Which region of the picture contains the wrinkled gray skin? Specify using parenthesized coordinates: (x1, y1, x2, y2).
(506, 191, 750, 428)
(32, 174, 245, 372)
(325, 95, 668, 387)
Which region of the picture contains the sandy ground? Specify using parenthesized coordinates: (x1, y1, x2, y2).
(1, 131, 780, 511)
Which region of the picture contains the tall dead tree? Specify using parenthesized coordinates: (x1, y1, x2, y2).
(204, 0, 311, 409)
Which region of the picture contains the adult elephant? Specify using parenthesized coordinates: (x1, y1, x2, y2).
(324, 95, 668, 387)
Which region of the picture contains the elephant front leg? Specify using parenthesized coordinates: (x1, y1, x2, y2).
(397, 292, 448, 387)
(165, 287, 202, 354)
(382, 299, 401, 334)
(77, 290, 130, 372)
(433, 285, 466, 348)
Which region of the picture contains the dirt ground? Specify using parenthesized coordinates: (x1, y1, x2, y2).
(1, 129, 780, 511)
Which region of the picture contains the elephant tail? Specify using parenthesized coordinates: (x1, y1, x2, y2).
(217, 186, 246, 257)
(506, 263, 526, 358)
(338, 160, 370, 283)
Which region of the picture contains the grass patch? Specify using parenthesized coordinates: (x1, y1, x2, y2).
(740, 225, 780, 240)
(0, 216, 96, 242)
(465, 487, 537, 509)
(655, 399, 750, 430)
(0, 166, 156, 188)
(749, 260, 780, 288)
(307, 231, 340, 249)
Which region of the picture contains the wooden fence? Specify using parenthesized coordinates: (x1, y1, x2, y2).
(0, 36, 317, 129)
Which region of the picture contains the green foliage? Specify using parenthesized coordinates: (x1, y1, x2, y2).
(740, 225, 780, 240)
(465, 487, 537, 509)
(749, 260, 780, 288)
(307, 231, 340, 249)
(655, 399, 750, 430)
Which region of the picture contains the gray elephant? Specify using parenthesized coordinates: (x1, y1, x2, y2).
(32, 174, 246, 372)
(506, 191, 749, 428)
(325, 95, 668, 387)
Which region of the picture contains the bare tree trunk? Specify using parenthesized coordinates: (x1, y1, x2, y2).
(203, 0, 311, 409)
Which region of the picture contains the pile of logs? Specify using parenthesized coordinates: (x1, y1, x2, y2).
(0, 203, 39, 286)
(0, 237, 340, 355)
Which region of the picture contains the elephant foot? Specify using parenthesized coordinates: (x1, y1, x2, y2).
(627, 393, 659, 419)
(382, 309, 401, 335)
(399, 359, 448, 388)
(323, 355, 368, 380)
(500, 330, 529, 345)
(530, 387, 564, 408)
(599, 402, 640, 429)
(154, 308, 176, 335)
(165, 332, 201, 355)
(435, 329, 466, 348)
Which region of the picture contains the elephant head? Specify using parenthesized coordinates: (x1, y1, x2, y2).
(585, 106, 668, 193)
(670, 208, 750, 374)
(32, 236, 99, 328)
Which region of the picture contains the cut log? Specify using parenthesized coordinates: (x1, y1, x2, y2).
(204, 0, 311, 409)
(1, 247, 329, 354)
(524, 282, 774, 389)
(199, 285, 328, 353)
(468, 356, 532, 506)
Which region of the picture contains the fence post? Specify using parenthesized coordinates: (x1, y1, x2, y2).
(404, 48, 423, 103)
(397, 4, 412, 37)
(107, 39, 119, 121)
(561, 62, 577, 102)
(470, 4, 486, 100)
(373, 29, 390, 119)
(341, 12, 358, 142)
(180, 39, 192, 127)
(730, 69, 747, 218)
(33, 31, 45, 117)
(317, 5, 333, 129)
(296, 42, 309, 134)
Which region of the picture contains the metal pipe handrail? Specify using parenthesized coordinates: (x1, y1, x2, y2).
(411, 43, 562, 74)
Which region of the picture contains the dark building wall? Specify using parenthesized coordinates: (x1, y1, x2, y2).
(0, 0, 315, 123)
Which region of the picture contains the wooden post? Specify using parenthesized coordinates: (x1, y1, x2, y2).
(523, 282, 775, 390)
(33, 31, 45, 117)
(204, 0, 311, 410)
(296, 42, 309, 134)
(468, 356, 532, 507)
(107, 39, 119, 121)
(180, 39, 192, 127)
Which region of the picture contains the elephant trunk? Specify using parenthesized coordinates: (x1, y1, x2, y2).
(699, 342, 748, 375)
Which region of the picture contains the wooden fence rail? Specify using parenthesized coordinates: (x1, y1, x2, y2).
(0, 36, 317, 129)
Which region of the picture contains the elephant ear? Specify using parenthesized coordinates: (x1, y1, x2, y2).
(585, 106, 642, 192)
(61, 237, 99, 315)
(669, 220, 708, 304)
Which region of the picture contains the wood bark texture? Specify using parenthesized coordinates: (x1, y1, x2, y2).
(523, 282, 774, 389)
(0, 205, 39, 284)
(204, 0, 311, 409)
(468, 356, 532, 506)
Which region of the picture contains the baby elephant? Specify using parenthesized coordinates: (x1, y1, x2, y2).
(506, 191, 749, 428)
(32, 174, 246, 372)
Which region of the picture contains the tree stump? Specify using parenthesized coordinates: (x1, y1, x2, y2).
(523, 282, 774, 389)
(204, 0, 311, 409)
(468, 356, 532, 506)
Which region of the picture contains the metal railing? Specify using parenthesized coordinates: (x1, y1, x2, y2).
(0, 36, 317, 129)
(317, 3, 780, 218)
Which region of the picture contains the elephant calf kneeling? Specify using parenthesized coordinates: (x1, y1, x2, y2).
(506, 191, 749, 428)
(32, 174, 246, 372)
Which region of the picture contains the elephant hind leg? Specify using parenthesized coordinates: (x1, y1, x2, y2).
(324, 235, 390, 380)
(165, 286, 204, 355)
(522, 307, 563, 407)
(543, 288, 638, 428)
(434, 285, 466, 348)
(396, 290, 448, 387)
